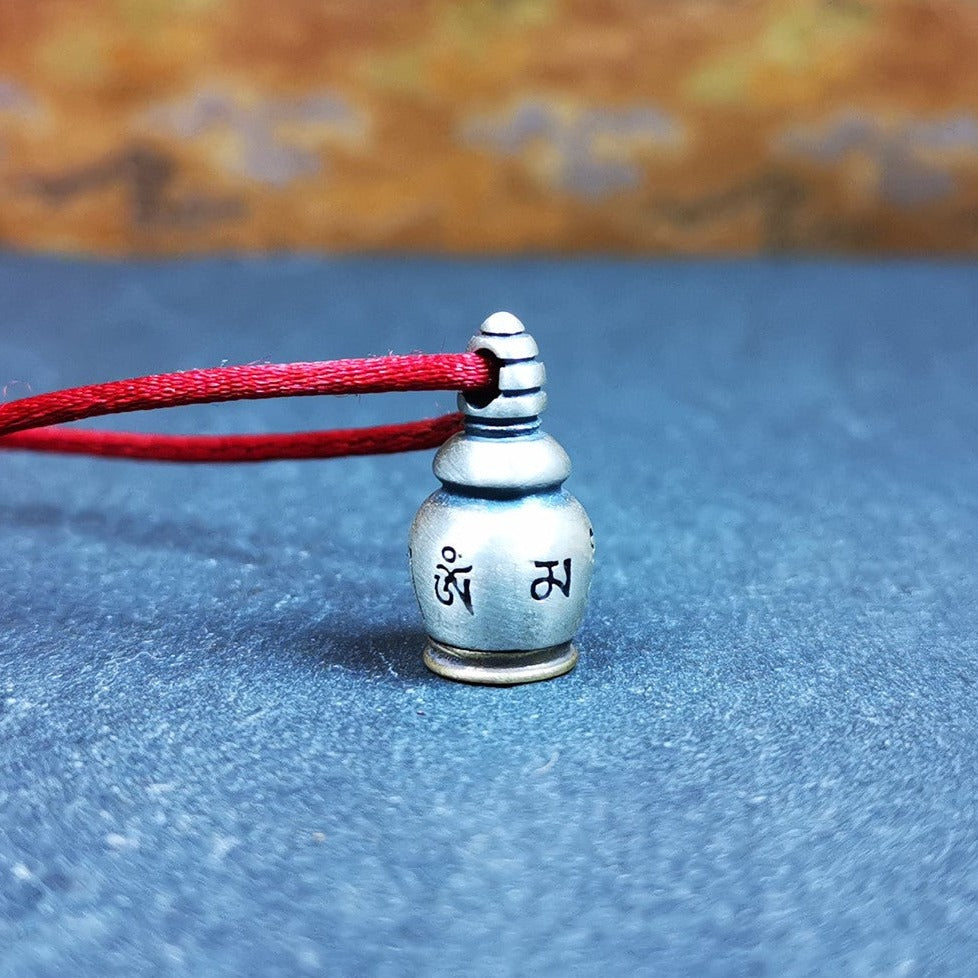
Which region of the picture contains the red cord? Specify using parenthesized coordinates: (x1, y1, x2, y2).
(0, 353, 493, 463)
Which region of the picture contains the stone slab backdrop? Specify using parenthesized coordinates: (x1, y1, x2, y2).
(1, 0, 977, 255)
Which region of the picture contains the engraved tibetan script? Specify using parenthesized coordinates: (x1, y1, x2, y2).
(434, 545, 474, 614)
(531, 558, 572, 600)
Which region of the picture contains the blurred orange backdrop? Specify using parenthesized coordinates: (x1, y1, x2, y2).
(2, 0, 978, 255)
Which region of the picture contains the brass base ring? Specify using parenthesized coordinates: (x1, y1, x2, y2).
(423, 638, 578, 686)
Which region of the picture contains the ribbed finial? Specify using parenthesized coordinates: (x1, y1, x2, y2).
(460, 311, 547, 434)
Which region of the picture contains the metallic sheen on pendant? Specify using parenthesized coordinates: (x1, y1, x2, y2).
(409, 312, 594, 685)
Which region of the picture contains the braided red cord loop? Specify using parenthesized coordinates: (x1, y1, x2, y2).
(0, 353, 494, 463)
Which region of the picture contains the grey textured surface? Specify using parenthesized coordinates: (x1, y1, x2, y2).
(2, 255, 978, 976)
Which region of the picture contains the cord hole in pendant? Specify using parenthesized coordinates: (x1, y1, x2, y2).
(460, 351, 501, 410)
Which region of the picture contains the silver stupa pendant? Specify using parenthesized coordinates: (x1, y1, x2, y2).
(409, 312, 594, 685)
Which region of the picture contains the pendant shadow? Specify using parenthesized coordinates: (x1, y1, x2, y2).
(288, 623, 435, 684)
(0, 500, 266, 564)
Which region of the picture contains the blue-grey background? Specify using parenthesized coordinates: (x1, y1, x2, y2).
(2, 256, 977, 976)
